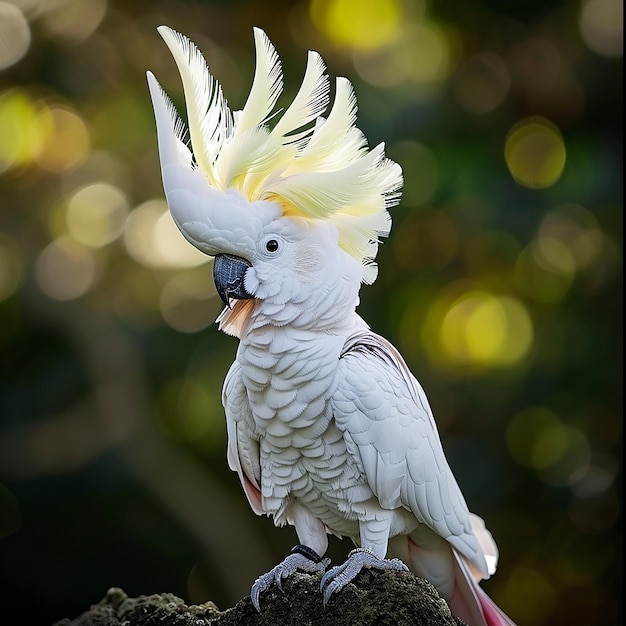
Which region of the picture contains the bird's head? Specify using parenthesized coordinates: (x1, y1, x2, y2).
(147, 26, 402, 333)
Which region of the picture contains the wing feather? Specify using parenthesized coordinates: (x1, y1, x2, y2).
(223, 360, 264, 515)
(332, 330, 488, 575)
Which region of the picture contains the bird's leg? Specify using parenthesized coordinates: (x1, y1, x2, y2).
(250, 544, 331, 610)
(251, 506, 330, 611)
(320, 516, 409, 606)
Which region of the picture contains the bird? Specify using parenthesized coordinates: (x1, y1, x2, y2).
(146, 25, 516, 626)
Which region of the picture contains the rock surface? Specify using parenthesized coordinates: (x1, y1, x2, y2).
(53, 569, 467, 625)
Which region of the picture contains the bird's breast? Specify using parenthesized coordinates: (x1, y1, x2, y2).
(237, 331, 375, 528)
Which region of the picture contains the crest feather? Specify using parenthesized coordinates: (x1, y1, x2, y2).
(235, 27, 283, 134)
(157, 26, 231, 187)
(153, 26, 403, 283)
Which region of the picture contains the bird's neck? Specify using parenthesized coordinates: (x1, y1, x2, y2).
(218, 275, 363, 338)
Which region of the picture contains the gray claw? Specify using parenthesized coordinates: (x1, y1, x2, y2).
(320, 547, 409, 606)
(250, 552, 330, 611)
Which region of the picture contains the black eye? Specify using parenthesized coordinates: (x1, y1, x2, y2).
(265, 239, 279, 252)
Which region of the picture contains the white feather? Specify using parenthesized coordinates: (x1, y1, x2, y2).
(157, 25, 232, 186)
(236, 27, 283, 134)
(285, 78, 365, 175)
(271, 50, 329, 142)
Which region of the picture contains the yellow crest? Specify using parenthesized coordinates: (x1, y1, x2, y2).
(155, 26, 402, 284)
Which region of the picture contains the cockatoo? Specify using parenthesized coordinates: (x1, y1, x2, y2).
(147, 25, 516, 626)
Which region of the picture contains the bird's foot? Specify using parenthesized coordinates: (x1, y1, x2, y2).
(320, 546, 409, 606)
(251, 544, 331, 611)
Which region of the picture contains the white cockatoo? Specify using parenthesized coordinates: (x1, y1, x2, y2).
(147, 25, 516, 626)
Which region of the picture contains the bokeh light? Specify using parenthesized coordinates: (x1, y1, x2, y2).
(507, 407, 592, 488)
(579, 0, 623, 58)
(0, 92, 90, 173)
(514, 241, 575, 303)
(34, 236, 98, 300)
(0, 88, 38, 172)
(352, 18, 455, 90)
(159, 273, 217, 333)
(537, 204, 605, 273)
(40, 0, 107, 43)
(124, 200, 210, 270)
(0, 2, 30, 70)
(452, 52, 511, 115)
(507, 37, 585, 124)
(66, 183, 129, 248)
(32, 106, 91, 173)
(505, 116, 567, 189)
(422, 286, 533, 370)
(310, 0, 403, 51)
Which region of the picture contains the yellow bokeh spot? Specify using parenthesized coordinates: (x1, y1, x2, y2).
(124, 200, 210, 269)
(32, 106, 91, 173)
(66, 183, 129, 248)
(0, 89, 38, 172)
(441, 292, 503, 364)
(505, 116, 566, 189)
(439, 290, 533, 368)
(402, 21, 453, 85)
(310, 0, 402, 51)
(0, 92, 90, 173)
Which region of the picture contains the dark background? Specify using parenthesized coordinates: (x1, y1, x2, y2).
(0, 0, 622, 624)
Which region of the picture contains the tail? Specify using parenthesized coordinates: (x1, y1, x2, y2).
(447, 549, 516, 626)
(391, 518, 516, 626)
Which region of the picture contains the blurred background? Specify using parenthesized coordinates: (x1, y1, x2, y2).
(0, 0, 622, 624)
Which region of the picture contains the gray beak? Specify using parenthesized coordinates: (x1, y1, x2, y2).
(213, 254, 254, 308)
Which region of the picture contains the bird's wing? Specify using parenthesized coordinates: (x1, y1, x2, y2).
(331, 329, 487, 574)
(223, 360, 264, 515)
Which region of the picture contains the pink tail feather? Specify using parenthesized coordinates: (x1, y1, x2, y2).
(449, 550, 516, 626)
(399, 534, 516, 626)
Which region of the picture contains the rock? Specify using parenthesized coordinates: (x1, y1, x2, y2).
(53, 569, 466, 626)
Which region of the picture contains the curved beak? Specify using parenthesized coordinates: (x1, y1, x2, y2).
(213, 254, 254, 308)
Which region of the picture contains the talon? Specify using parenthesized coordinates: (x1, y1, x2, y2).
(320, 547, 409, 606)
(250, 545, 329, 611)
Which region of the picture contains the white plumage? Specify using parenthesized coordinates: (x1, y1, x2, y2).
(147, 25, 516, 626)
